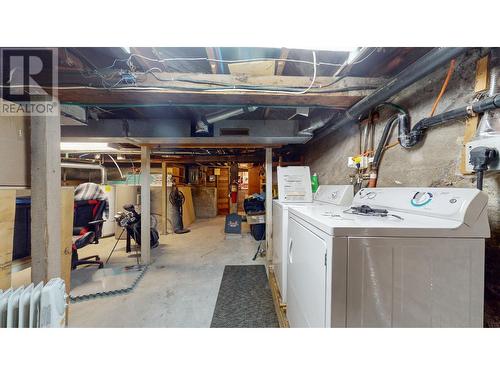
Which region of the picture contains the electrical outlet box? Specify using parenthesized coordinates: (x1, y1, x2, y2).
(348, 156, 372, 169)
(465, 137, 500, 173)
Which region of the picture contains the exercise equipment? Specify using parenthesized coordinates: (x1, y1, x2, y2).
(169, 185, 190, 234)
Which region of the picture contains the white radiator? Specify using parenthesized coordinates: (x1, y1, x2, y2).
(0, 278, 67, 328)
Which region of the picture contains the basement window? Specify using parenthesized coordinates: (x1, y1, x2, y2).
(219, 128, 250, 136)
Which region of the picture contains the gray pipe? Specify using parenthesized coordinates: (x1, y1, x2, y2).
(310, 47, 469, 142)
(195, 106, 258, 134)
(61, 162, 107, 184)
(298, 111, 338, 136)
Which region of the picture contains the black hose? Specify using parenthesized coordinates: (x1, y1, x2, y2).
(372, 114, 400, 169)
(476, 170, 484, 190)
(313, 48, 469, 141)
(399, 94, 500, 148)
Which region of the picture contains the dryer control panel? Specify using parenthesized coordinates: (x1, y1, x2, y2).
(314, 185, 354, 206)
(353, 188, 487, 224)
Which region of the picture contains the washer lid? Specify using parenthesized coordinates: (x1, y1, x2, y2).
(352, 187, 488, 227)
(288, 200, 490, 238)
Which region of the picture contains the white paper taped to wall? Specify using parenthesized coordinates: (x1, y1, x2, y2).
(277, 166, 313, 203)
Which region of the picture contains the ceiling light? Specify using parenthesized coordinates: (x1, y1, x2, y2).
(60, 142, 118, 152)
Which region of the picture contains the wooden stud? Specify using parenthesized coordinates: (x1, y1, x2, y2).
(474, 55, 489, 93)
(140, 146, 151, 264)
(30, 100, 62, 283)
(60, 187, 74, 294)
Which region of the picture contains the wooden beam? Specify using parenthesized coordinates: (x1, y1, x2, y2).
(474, 55, 489, 93)
(151, 143, 281, 149)
(55, 72, 384, 108)
(265, 48, 290, 119)
(58, 88, 366, 109)
(460, 55, 489, 174)
(228, 61, 276, 76)
(132, 154, 266, 164)
(140, 146, 151, 264)
(265, 148, 273, 264)
(60, 71, 385, 90)
(205, 48, 218, 74)
(31, 100, 62, 283)
(275, 48, 289, 76)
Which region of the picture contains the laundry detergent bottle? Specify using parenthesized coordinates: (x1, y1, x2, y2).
(311, 173, 319, 193)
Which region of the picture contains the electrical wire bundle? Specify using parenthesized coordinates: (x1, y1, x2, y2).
(69, 49, 380, 95)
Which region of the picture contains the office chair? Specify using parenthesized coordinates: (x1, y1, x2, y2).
(72, 199, 106, 269)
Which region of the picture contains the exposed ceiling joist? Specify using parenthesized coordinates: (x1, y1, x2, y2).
(265, 47, 290, 119)
(205, 48, 218, 74)
(60, 71, 385, 90)
(56, 72, 385, 108)
(58, 90, 365, 109)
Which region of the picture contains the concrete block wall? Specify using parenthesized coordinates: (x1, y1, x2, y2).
(304, 49, 499, 254)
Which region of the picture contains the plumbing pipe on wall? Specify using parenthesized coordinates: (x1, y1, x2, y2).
(398, 94, 500, 148)
(309, 47, 469, 141)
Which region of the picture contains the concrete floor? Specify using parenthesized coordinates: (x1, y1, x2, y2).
(68, 216, 266, 327)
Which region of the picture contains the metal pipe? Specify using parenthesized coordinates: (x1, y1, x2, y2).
(488, 48, 500, 97)
(311, 47, 469, 141)
(61, 162, 107, 184)
(195, 106, 258, 134)
(297, 111, 337, 136)
(399, 94, 500, 148)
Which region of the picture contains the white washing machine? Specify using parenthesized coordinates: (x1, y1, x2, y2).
(287, 187, 490, 328)
(272, 185, 353, 303)
(100, 184, 116, 237)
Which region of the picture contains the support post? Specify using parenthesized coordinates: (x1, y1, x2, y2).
(161, 161, 168, 235)
(31, 100, 62, 283)
(140, 146, 151, 264)
(265, 148, 273, 263)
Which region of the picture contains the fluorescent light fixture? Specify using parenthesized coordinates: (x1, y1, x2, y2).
(122, 47, 131, 54)
(60, 142, 118, 152)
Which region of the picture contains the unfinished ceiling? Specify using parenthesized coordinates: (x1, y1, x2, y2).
(1, 46, 436, 166)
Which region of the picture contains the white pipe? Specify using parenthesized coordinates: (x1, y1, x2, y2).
(106, 154, 124, 180)
(61, 162, 107, 184)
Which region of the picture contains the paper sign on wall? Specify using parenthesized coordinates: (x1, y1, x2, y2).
(277, 166, 313, 203)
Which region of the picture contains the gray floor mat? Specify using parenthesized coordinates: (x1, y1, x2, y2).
(210, 265, 279, 328)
